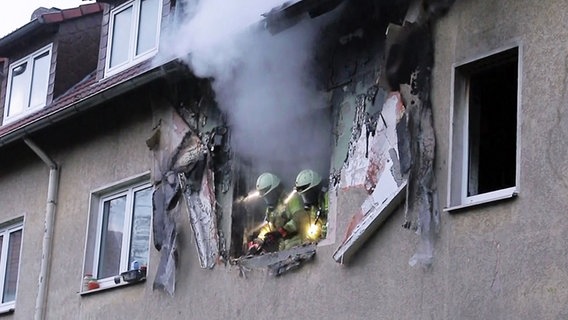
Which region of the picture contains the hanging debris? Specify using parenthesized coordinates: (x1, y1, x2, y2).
(181, 163, 220, 269)
(382, 0, 452, 267)
(166, 125, 220, 270)
(235, 243, 317, 277)
(152, 190, 179, 295)
(148, 97, 224, 293)
(148, 121, 181, 295)
(334, 92, 408, 263)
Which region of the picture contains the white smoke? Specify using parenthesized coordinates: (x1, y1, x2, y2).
(164, 0, 333, 183)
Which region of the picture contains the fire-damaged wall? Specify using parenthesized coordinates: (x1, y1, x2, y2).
(146, 0, 455, 293)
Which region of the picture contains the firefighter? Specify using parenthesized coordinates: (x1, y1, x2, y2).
(247, 172, 304, 254)
(295, 169, 328, 242)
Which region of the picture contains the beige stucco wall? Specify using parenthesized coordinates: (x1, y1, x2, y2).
(0, 144, 48, 319)
(431, 0, 568, 318)
(0, 0, 567, 319)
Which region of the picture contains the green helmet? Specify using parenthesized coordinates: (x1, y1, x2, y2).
(295, 169, 321, 194)
(256, 172, 281, 197)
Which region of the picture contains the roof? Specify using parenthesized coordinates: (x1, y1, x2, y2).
(39, 3, 105, 23)
(0, 58, 186, 147)
(263, 0, 344, 33)
(0, 3, 105, 52)
(0, 0, 333, 147)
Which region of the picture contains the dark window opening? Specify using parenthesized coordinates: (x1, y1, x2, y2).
(229, 160, 330, 258)
(466, 48, 518, 196)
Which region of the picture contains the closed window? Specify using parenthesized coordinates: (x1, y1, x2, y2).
(3, 45, 52, 124)
(105, 0, 161, 76)
(0, 220, 23, 313)
(83, 175, 152, 290)
(447, 46, 520, 210)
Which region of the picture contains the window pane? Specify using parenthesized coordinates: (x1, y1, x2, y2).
(3, 230, 21, 303)
(0, 236, 3, 277)
(136, 0, 159, 55)
(7, 63, 29, 117)
(98, 196, 126, 279)
(29, 52, 50, 108)
(110, 6, 133, 68)
(129, 187, 152, 267)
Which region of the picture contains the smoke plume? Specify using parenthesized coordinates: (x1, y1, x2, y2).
(164, 0, 333, 184)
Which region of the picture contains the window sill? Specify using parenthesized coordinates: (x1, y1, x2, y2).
(236, 243, 317, 276)
(104, 50, 158, 79)
(79, 278, 146, 296)
(444, 189, 518, 213)
(0, 303, 15, 315)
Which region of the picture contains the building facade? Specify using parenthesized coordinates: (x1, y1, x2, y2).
(0, 0, 566, 319)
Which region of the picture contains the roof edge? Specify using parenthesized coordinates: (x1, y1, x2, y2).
(0, 59, 184, 148)
(0, 21, 44, 50)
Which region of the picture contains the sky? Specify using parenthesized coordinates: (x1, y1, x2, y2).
(0, 0, 93, 38)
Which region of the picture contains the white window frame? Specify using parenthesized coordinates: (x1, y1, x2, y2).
(3, 44, 53, 125)
(0, 219, 24, 313)
(446, 43, 522, 211)
(82, 173, 152, 291)
(104, 0, 162, 77)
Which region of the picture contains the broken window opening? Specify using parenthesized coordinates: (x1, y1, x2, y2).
(229, 160, 330, 261)
(448, 46, 519, 209)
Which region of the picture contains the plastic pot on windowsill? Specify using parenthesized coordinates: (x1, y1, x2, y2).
(119, 268, 147, 283)
(87, 280, 100, 290)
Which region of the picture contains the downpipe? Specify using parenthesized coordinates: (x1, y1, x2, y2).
(24, 138, 58, 320)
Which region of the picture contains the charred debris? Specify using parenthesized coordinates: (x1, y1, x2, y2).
(147, 0, 455, 294)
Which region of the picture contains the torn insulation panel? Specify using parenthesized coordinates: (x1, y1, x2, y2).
(149, 104, 223, 293)
(331, 0, 448, 267)
(334, 92, 407, 263)
(181, 165, 220, 269)
(167, 125, 220, 269)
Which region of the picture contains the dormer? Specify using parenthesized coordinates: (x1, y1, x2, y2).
(104, 0, 162, 77)
(96, 0, 171, 80)
(0, 4, 104, 126)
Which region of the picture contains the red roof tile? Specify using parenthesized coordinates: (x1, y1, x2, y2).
(81, 3, 105, 15)
(41, 13, 64, 24)
(41, 4, 104, 24)
(62, 8, 83, 20)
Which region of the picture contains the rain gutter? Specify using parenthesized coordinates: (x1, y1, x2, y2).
(0, 21, 43, 51)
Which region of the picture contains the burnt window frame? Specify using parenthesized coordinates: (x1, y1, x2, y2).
(446, 44, 522, 211)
